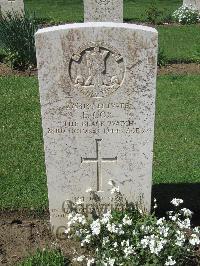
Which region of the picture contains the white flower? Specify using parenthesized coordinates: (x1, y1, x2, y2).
(108, 179, 115, 186)
(76, 198, 84, 205)
(118, 228, 125, 235)
(141, 237, 148, 248)
(158, 226, 169, 238)
(108, 258, 115, 266)
(189, 234, 200, 246)
(140, 225, 151, 234)
(122, 214, 132, 226)
(141, 235, 166, 255)
(177, 218, 191, 229)
(91, 219, 101, 235)
(175, 230, 185, 247)
(101, 211, 112, 224)
(81, 234, 91, 246)
(124, 245, 135, 257)
(107, 223, 117, 233)
(180, 208, 193, 217)
(153, 198, 158, 209)
(138, 209, 143, 215)
(165, 256, 176, 265)
(113, 242, 118, 248)
(86, 187, 93, 193)
(157, 218, 165, 225)
(171, 198, 183, 207)
(194, 227, 200, 234)
(74, 255, 85, 262)
(154, 203, 158, 209)
(110, 186, 120, 194)
(102, 237, 109, 246)
(87, 258, 95, 266)
(68, 213, 86, 226)
(121, 240, 126, 247)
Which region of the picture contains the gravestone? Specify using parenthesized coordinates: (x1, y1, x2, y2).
(35, 3, 158, 237)
(0, 0, 24, 16)
(183, 0, 200, 11)
(84, 0, 123, 22)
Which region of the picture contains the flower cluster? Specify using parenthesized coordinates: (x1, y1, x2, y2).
(65, 183, 200, 265)
(173, 5, 200, 24)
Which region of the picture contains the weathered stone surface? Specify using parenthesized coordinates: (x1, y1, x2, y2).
(0, 0, 24, 16)
(183, 0, 200, 11)
(84, 0, 123, 22)
(35, 22, 158, 235)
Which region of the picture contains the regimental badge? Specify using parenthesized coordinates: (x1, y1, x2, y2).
(69, 42, 125, 98)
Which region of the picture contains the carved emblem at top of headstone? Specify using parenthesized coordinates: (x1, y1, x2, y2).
(69, 42, 125, 98)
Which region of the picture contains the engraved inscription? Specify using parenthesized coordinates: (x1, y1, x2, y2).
(81, 139, 117, 191)
(96, 0, 110, 5)
(69, 42, 125, 98)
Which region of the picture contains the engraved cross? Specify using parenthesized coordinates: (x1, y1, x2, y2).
(81, 139, 117, 192)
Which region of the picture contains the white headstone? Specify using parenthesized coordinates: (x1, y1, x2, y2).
(35, 22, 158, 236)
(0, 0, 24, 16)
(183, 0, 200, 11)
(84, 0, 123, 22)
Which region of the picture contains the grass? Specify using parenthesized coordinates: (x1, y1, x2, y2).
(124, 0, 181, 22)
(0, 75, 199, 210)
(158, 25, 200, 63)
(24, 0, 200, 63)
(0, 0, 199, 65)
(24, 0, 182, 23)
(18, 249, 69, 266)
(154, 75, 200, 184)
(0, 77, 47, 210)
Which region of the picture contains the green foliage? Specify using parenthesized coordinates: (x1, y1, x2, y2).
(0, 12, 40, 70)
(145, 1, 163, 25)
(0, 48, 6, 63)
(145, 1, 173, 25)
(18, 249, 70, 266)
(158, 47, 168, 67)
(191, 44, 200, 63)
(161, 11, 174, 24)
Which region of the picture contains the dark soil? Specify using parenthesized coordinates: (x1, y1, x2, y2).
(0, 211, 83, 266)
(0, 63, 200, 78)
(0, 206, 200, 266)
(0, 64, 37, 77)
(158, 63, 200, 75)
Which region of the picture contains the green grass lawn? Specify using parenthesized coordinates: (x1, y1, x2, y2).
(25, 0, 182, 22)
(0, 77, 47, 210)
(0, 75, 199, 210)
(24, 0, 200, 63)
(158, 25, 200, 63)
(1, 1, 199, 63)
(154, 75, 200, 184)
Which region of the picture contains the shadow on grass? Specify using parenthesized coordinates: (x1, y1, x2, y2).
(152, 183, 200, 225)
